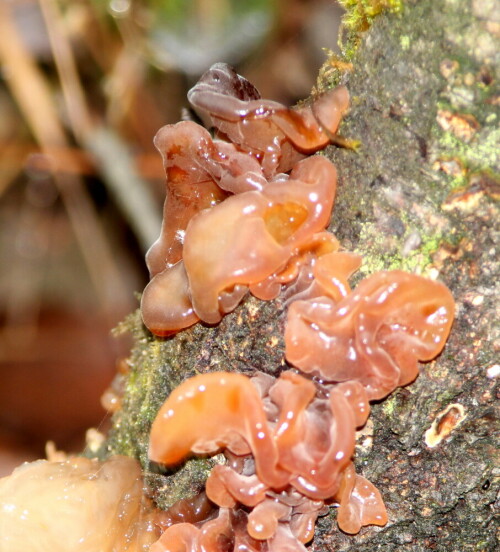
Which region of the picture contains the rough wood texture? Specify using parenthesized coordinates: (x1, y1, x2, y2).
(105, 0, 499, 548)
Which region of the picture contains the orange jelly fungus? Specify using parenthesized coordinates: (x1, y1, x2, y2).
(182, 156, 337, 324)
(334, 462, 388, 534)
(285, 270, 455, 400)
(145, 121, 229, 276)
(140, 62, 347, 336)
(150, 370, 361, 499)
(0, 456, 161, 551)
(149, 372, 287, 485)
(149, 370, 388, 550)
(142, 153, 338, 331)
(139, 63, 455, 552)
(187, 63, 350, 176)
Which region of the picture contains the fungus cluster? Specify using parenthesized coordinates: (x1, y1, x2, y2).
(141, 63, 455, 551)
(141, 63, 349, 333)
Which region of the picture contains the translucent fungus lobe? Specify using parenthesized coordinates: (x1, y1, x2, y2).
(188, 62, 350, 175)
(182, 155, 337, 324)
(286, 271, 455, 399)
(149, 371, 286, 487)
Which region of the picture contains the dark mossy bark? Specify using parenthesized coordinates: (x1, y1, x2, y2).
(104, 0, 499, 549)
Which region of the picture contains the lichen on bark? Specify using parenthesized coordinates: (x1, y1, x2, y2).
(103, 0, 499, 549)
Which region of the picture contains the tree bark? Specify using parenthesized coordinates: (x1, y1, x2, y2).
(105, 0, 499, 549)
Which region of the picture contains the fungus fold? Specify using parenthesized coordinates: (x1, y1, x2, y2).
(149, 371, 283, 483)
(285, 270, 455, 400)
(138, 63, 455, 552)
(187, 62, 350, 175)
(182, 156, 337, 324)
(141, 62, 345, 335)
(149, 370, 390, 548)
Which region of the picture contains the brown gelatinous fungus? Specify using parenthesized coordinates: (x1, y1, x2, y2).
(149, 372, 282, 481)
(285, 270, 455, 400)
(187, 62, 350, 175)
(182, 156, 337, 324)
(145, 121, 229, 275)
(149, 370, 391, 548)
(139, 63, 455, 551)
(334, 463, 388, 534)
(141, 261, 200, 336)
(141, 63, 345, 335)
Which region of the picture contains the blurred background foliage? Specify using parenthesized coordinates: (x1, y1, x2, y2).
(0, 0, 343, 473)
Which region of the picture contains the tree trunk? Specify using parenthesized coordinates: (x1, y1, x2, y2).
(105, 0, 499, 549)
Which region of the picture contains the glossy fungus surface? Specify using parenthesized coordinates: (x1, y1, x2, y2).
(286, 270, 455, 400)
(141, 261, 200, 336)
(141, 62, 346, 335)
(140, 62, 455, 552)
(149, 371, 283, 483)
(146, 121, 229, 275)
(188, 62, 350, 175)
(0, 456, 161, 552)
(334, 463, 388, 534)
(149, 370, 390, 548)
(183, 155, 337, 323)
